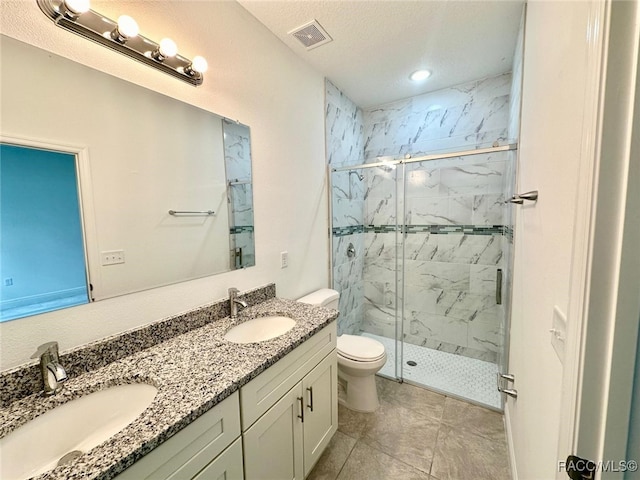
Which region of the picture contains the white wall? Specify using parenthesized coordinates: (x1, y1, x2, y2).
(0, 1, 328, 370)
(507, 1, 596, 478)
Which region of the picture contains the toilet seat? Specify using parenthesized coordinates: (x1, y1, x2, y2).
(337, 335, 386, 362)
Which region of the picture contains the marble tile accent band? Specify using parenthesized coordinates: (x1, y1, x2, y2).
(333, 225, 365, 237)
(230, 225, 255, 234)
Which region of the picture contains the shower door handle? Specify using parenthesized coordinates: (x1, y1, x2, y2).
(496, 269, 503, 305)
(497, 373, 518, 398)
(505, 190, 538, 204)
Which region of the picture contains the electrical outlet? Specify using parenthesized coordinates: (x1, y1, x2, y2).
(101, 250, 125, 266)
(281, 251, 288, 269)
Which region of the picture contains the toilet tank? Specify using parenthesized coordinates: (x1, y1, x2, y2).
(297, 288, 340, 310)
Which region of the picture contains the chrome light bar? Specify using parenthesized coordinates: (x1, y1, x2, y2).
(36, 0, 207, 86)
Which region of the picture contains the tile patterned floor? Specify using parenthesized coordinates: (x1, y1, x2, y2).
(308, 377, 511, 480)
(362, 333, 502, 409)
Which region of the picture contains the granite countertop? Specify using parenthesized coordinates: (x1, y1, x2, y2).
(0, 297, 338, 480)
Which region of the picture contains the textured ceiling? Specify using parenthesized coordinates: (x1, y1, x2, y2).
(238, 1, 524, 108)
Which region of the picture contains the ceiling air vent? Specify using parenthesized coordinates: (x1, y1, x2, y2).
(288, 20, 333, 50)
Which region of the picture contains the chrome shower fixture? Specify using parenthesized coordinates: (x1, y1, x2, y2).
(349, 171, 364, 181)
(36, 0, 208, 86)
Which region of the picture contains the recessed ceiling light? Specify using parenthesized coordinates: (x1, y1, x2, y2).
(410, 69, 431, 82)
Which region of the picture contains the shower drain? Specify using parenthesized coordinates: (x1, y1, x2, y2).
(406, 360, 418, 366)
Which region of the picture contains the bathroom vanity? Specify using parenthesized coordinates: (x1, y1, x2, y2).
(116, 323, 337, 480)
(0, 284, 338, 480)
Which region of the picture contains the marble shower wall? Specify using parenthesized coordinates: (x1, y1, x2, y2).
(361, 155, 510, 363)
(326, 79, 366, 335)
(360, 74, 514, 363)
(326, 72, 520, 362)
(326, 80, 365, 169)
(362, 73, 512, 160)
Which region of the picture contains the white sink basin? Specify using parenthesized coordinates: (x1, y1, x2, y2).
(0, 383, 157, 480)
(224, 316, 296, 343)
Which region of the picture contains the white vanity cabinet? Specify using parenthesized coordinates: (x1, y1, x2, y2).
(242, 322, 338, 479)
(114, 391, 243, 480)
(113, 321, 337, 480)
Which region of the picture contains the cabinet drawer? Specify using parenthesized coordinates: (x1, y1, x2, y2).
(193, 437, 243, 480)
(115, 391, 241, 480)
(240, 322, 337, 430)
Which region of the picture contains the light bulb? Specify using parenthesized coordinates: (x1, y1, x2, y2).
(158, 38, 178, 58)
(63, 0, 90, 15)
(410, 69, 431, 82)
(191, 56, 208, 74)
(116, 15, 139, 39)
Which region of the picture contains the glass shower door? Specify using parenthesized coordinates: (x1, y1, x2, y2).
(398, 150, 512, 409)
(330, 146, 514, 410)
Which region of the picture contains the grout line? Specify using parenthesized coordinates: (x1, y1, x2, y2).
(430, 412, 446, 478)
(355, 438, 434, 477)
(332, 433, 359, 480)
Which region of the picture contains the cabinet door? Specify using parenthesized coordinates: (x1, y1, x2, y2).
(243, 384, 304, 480)
(302, 352, 338, 477)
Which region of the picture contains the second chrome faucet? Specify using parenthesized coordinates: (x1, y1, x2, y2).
(32, 341, 68, 396)
(228, 287, 248, 319)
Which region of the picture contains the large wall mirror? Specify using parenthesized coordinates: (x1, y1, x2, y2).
(0, 35, 255, 322)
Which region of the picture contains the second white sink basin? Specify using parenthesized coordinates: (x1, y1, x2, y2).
(0, 383, 157, 480)
(224, 316, 296, 343)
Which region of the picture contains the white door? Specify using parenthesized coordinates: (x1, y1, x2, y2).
(557, 0, 640, 478)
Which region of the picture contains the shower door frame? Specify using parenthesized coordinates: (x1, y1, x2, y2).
(329, 143, 518, 409)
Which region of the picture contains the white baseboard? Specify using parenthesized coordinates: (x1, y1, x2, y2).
(505, 402, 519, 480)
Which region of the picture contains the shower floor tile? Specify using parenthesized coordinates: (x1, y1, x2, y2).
(361, 333, 502, 409)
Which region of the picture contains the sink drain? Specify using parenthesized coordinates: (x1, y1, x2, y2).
(406, 360, 417, 366)
(58, 450, 83, 467)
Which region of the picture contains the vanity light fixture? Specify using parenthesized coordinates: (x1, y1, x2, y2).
(36, 0, 207, 86)
(185, 56, 209, 76)
(60, 0, 89, 18)
(110, 15, 139, 43)
(152, 38, 178, 62)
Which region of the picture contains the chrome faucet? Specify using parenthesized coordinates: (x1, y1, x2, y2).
(229, 287, 248, 319)
(31, 342, 68, 396)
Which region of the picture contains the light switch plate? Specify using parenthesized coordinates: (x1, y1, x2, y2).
(551, 305, 567, 363)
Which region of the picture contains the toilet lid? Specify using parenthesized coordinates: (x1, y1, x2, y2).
(337, 335, 386, 362)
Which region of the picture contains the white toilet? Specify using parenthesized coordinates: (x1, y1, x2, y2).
(297, 288, 387, 412)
